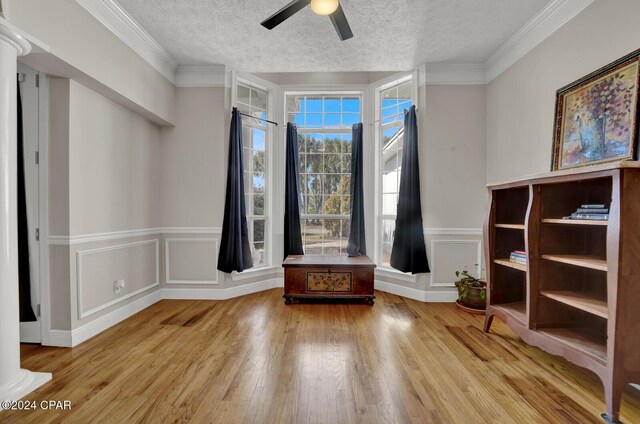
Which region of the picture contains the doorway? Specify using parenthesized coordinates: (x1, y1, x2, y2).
(18, 62, 42, 343)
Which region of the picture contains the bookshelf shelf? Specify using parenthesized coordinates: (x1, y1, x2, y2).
(495, 301, 526, 323)
(541, 254, 607, 272)
(541, 218, 608, 226)
(495, 223, 525, 229)
(539, 290, 608, 319)
(494, 259, 526, 272)
(538, 328, 607, 363)
(483, 163, 640, 422)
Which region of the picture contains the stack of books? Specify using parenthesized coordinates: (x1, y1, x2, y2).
(509, 250, 527, 265)
(566, 204, 609, 221)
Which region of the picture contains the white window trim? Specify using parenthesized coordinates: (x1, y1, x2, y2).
(372, 70, 418, 272)
(231, 72, 281, 269)
(284, 90, 364, 256)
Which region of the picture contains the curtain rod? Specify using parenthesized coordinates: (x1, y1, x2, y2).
(237, 111, 279, 126)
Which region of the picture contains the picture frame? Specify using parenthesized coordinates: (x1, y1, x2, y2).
(551, 48, 640, 171)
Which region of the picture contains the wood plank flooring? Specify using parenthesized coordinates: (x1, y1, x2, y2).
(3, 289, 640, 423)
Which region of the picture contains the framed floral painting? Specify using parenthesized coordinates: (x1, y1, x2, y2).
(552, 49, 640, 171)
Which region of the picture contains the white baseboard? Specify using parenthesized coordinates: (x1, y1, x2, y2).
(43, 277, 455, 349)
(45, 289, 162, 348)
(375, 280, 457, 302)
(162, 278, 282, 300)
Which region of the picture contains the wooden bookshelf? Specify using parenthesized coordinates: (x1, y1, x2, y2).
(494, 259, 526, 272)
(483, 162, 640, 423)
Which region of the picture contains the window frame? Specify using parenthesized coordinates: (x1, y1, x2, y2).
(284, 90, 364, 256)
(373, 72, 417, 269)
(233, 76, 275, 269)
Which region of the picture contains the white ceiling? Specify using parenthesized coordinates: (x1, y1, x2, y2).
(116, 0, 551, 73)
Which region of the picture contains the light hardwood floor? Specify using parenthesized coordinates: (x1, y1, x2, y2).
(3, 289, 640, 423)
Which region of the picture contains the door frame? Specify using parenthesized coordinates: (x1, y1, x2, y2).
(36, 70, 51, 346)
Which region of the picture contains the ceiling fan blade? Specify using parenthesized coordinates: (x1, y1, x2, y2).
(329, 3, 353, 41)
(261, 0, 311, 30)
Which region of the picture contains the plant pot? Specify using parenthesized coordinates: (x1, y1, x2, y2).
(459, 283, 486, 310)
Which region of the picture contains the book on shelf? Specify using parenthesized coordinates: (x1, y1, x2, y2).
(575, 208, 608, 214)
(509, 252, 527, 265)
(569, 213, 609, 221)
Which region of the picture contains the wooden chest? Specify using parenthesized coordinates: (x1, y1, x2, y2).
(282, 255, 376, 305)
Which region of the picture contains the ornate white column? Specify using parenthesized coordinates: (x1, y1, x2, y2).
(0, 19, 51, 403)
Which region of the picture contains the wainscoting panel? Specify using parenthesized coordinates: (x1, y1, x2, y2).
(165, 238, 219, 285)
(76, 239, 159, 319)
(429, 239, 482, 287)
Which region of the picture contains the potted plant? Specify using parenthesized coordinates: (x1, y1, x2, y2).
(454, 269, 486, 311)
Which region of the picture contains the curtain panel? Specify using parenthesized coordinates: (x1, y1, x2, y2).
(217, 107, 254, 273)
(390, 105, 430, 274)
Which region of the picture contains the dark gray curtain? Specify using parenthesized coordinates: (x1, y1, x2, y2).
(217, 107, 253, 273)
(390, 105, 430, 274)
(284, 123, 304, 259)
(347, 123, 366, 256)
(18, 77, 36, 322)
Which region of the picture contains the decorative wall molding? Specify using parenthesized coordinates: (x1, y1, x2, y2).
(424, 227, 483, 236)
(485, 0, 595, 82)
(375, 280, 457, 303)
(418, 63, 487, 86)
(75, 0, 178, 82)
(49, 227, 222, 245)
(176, 64, 227, 87)
(429, 239, 483, 288)
(76, 239, 160, 319)
(165, 238, 220, 285)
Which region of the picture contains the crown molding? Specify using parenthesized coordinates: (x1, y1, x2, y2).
(76, 0, 178, 83)
(418, 63, 487, 86)
(175, 64, 227, 87)
(485, 0, 594, 82)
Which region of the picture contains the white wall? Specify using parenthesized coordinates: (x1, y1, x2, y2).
(161, 87, 227, 227)
(48, 79, 163, 332)
(486, 0, 640, 182)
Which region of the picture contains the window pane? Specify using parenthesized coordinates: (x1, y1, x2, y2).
(342, 134, 352, 153)
(253, 173, 265, 192)
(306, 113, 322, 128)
(323, 135, 342, 153)
(254, 219, 265, 242)
(252, 242, 265, 266)
(251, 88, 267, 110)
(287, 96, 305, 112)
(305, 97, 323, 112)
(253, 194, 265, 215)
(324, 113, 341, 128)
(306, 195, 323, 214)
(382, 243, 393, 265)
(237, 85, 250, 109)
(340, 195, 351, 215)
(341, 155, 351, 174)
(383, 169, 399, 193)
(306, 174, 323, 193)
(253, 129, 265, 151)
(324, 154, 341, 174)
(342, 113, 359, 127)
(324, 97, 340, 112)
(342, 97, 360, 112)
(252, 151, 265, 173)
(382, 220, 395, 243)
(382, 193, 398, 215)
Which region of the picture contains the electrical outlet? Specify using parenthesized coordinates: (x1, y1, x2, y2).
(114, 279, 125, 293)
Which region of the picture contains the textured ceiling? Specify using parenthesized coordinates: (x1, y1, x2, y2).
(116, 0, 551, 72)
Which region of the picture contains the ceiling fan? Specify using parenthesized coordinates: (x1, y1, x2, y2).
(261, 0, 353, 41)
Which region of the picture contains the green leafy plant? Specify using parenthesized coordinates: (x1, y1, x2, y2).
(454, 270, 486, 301)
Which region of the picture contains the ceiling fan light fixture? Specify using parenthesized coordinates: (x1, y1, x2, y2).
(310, 0, 339, 16)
